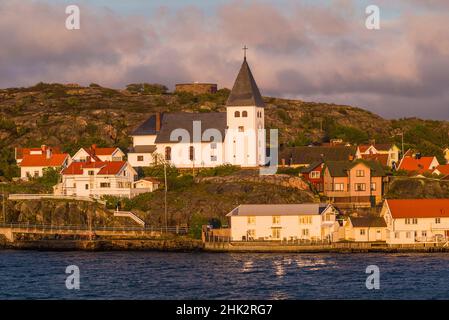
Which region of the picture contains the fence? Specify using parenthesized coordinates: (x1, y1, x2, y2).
(8, 194, 106, 204)
(0, 223, 188, 235)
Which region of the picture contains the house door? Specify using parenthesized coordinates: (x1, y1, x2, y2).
(375, 230, 382, 241)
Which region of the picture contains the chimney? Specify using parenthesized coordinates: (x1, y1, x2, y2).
(348, 155, 354, 161)
(156, 113, 161, 132)
(91, 144, 97, 156)
(46, 148, 51, 159)
(41, 145, 47, 153)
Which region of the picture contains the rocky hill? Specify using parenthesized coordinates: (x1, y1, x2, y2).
(0, 82, 448, 178)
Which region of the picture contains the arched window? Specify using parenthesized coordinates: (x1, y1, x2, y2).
(234, 111, 240, 117)
(165, 147, 171, 161)
(189, 146, 194, 161)
(242, 111, 248, 117)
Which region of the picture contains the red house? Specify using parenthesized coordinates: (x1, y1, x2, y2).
(300, 161, 325, 192)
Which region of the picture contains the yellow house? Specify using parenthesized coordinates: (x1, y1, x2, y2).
(342, 216, 387, 242)
(226, 203, 339, 242)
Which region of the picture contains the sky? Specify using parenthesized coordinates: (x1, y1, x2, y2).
(1, 0, 449, 120)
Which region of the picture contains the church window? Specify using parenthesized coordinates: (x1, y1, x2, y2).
(189, 146, 195, 161)
(234, 111, 240, 117)
(165, 147, 171, 161)
(242, 111, 248, 117)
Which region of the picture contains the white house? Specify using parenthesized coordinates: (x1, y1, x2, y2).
(56, 160, 140, 198)
(128, 56, 266, 169)
(133, 177, 160, 192)
(341, 216, 387, 242)
(71, 145, 125, 162)
(19, 152, 70, 180)
(226, 203, 339, 241)
(15, 145, 62, 165)
(381, 199, 449, 244)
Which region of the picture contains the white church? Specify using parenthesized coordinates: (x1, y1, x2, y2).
(128, 56, 266, 168)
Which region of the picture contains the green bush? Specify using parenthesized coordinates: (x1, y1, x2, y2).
(197, 164, 239, 177)
(126, 83, 168, 95)
(189, 212, 209, 239)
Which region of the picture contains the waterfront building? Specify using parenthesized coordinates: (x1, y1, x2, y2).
(340, 216, 387, 242)
(56, 160, 142, 198)
(226, 203, 339, 241)
(128, 55, 265, 169)
(278, 146, 356, 168)
(381, 199, 449, 244)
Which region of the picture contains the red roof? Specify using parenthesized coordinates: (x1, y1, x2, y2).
(92, 147, 118, 155)
(434, 165, 449, 176)
(361, 153, 389, 166)
(398, 156, 438, 173)
(19, 154, 69, 167)
(62, 161, 126, 175)
(387, 199, 449, 218)
(16, 146, 62, 160)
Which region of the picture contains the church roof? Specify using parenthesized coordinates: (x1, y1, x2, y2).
(226, 58, 265, 108)
(154, 112, 227, 143)
(131, 114, 162, 136)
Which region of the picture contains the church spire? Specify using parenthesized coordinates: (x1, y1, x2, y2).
(226, 53, 265, 108)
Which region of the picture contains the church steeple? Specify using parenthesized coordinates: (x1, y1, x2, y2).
(226, 55, 265, 108)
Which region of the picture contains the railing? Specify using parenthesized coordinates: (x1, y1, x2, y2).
(8, 194, 106, 204)
(203, 233, 331, 245)
(113, 210, 145, 227)
(0, 223, 188, 234)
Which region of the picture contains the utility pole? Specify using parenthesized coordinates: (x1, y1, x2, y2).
(164, 161, 168, 233)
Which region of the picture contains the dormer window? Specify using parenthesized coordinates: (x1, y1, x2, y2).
(234, 111, 240, 117)
(242, 111, 248, 117)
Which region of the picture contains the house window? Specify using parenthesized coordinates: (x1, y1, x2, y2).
(123, 170, 126, 176)
(242, 111, 248, 117)
(165, 147, 171, 161)
(360, 229, 366, 236)
(85, 184, 89, 190)
(34, 171, 39, 177)
(299, 216, 312, 224)
(412, 218, 418, 224)
(137, 155, 144, 161)
(211, 155, 217, 162)
(88, 170, 94, 176)
(355, 183, 366, 191)
(406, 231, 411, 238)
(405, 218, 410, 224)
(422, 231, 427, 237)
(100, 182, 110, 188)
(394, 232, 400, 239)
(436, 218, 441, 224)
(189, 146, 194, 161)
(334, 183, 344, 191)
(371, 182, 376, 191)
(310, 171, 320, 179)
(356, 170, 365, 177)
(272, 228, 281, 239)
(272, 216, 281, 224)
(238, 126, 244, 132)
(247, 216, 256, 225)
(234, 111, 240, 117)
(302, 229, 309, 236)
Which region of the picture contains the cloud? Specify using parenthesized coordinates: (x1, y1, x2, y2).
(0, 0, 448, 120)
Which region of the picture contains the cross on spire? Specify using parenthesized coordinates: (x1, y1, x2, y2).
(242, 45, 248, 60)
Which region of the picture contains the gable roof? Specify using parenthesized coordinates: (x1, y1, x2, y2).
(19, 154, 69, 167)
(226, 203, 333, 216)
(61, 161, 128, 175)
(325, 160, 385, 177)
(300, 161, 324, 174)
(154, 112, 227, 143)
(386, 199, 449, 219)
(128, 145, 157, 153)
(398, 156, 438, 173)
(16, 146, 62, 160)
(92, 147, 120, 156)
(349, 216, 387, 228)
(226, 58, 265, 108)
(360, 153, 389, 167)
(279, 146, 356, 165)
(434, 164, 449, 176)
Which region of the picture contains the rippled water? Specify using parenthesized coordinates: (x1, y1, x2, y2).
(1, 250, 449, 299)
